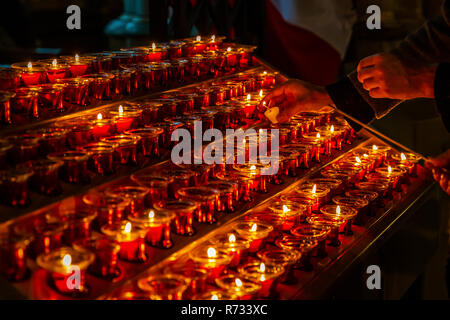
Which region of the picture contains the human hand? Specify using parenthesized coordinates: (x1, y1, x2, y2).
(357, 52, 436, 100)
(426, 149, 450, 195)
(262, 79, 334, 123)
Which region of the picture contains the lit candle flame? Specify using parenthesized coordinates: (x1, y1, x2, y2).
(118, 105, 124, 114)
(260, 263, 266, 272)
(52, 59, 57, 67)
(330, 125, 335, 133)
(336, 205, 341, 215)
(312, 184, 317, 194)
(97, 113, 102, 120)
(227, 47, 231, 52)
(250, 223, 257, 232)
(282, 205, 290, 214)
(207, 247, 217, 258)
(75, 54, 79, 62)
(372, 145, 378, 151)
(316, 133, 321, 139)
(27, 61, 32, 69)
(211, 294, 218, 300)
(401, 153, 406, 161)
(235, 278, 243, 288)
(363, 154, 369, 158)
(259, 89, 263, 97)
(62, 254, 72, 267)
(152, 42, 156, 50)
(356, 157, 361, 163)
(196, 35, 201, 42)
(228, 234, 236, 243)
(263, 71, 267, 75)
(250, 165, 256, 171)
(211, 35, 215, 42)
(124, 222, 132, 234)
(388, 166, 392, 174)
(247, 94, 251, 101)
(148, 210, 155, 219)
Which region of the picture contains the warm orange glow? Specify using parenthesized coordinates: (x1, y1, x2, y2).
(246, 94, 251, 101)
(336, 205, 341, 215)
(250, 165, 256, 171)
(401, 153, 407, 161)
(330, 125, 335, 133)
(27, 61, 32, 69)
(227, 47, 231, 52)
(75, 54, 79, 62)
(356, 157, 361, 163)
(124, 222, 132, 234)
(250, 223, 257, 232)
(62, 254, 72, 267)
(52, 59, 57, 67)
(312, 184, 317, 194)
(207, 247, 217, 258)
(211, 294, 218, 300)
(363, 153, 369, 158)
(263, 71, 267, 75)
(228, 234, 236, 243)
(388, 166, 392, 174)
(235, 278, 243, 287)
(152, 43, 156, 50)
(282, 205, 290, 214)
(148, 210, 155, 219)
(211, 35, 216, 42)
(260, 263, 266, 272)
(97, 113, 102, 120)
(118, 105, 124, 114)
(372, 145, 378, 151)
(316, 133, 321, 139)
(259, 90, 263, 97)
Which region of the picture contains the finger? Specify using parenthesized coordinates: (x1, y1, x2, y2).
(439, 173, 449, 190)
(262, 83, 289, 104)
(357, 54, 382, 71)
(357, 66, 377, 82)
(362, 77, 379, 91)
(266, 94, 286, 108)
(368, 87, 386, 98)
(427, 149, 450, 168)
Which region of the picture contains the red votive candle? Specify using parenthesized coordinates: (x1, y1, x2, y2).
(101, 220, 147, 262)
(238, 261, 284, 299)
(82, 191, 130, 226)
(106, 185, 150, 217)
(233, 221, 274, 253)
(215, 274, 261, 300)
(52, 209, 97, 243)
(177, 186, 219, 224)
(44, 59, 70, 83)
(108, 105, 142, 133)
(47, 150, 90, 184)
(11, 62, 47, 86)
(10, 87, 39, 118)
(80, 142, 116, 175)
(82, 73, 114, 100)
(154, 200, 198, 236)
(0, 167, 33, 206)
(137, 274, 189, 300)
(66, 55, 91, 77)
(23, 159, 63, 195)
(206, 181, 238, 213)
(125, 127, 163, 158)
(36, 246, 94, 295)
(0, 139, 12, 167)
(83, 113, 114, 140)
(30, 127, 68, 155)
(189, 245, 233, 283)
(130, 172, 172, 207)
(164, 261, 208, 298)
(25, 219, 67, 257)
(211, 232, 250, 268)
(0, 68, 21, 90)
(30, 83, 65, 113)
(101, 135, 141, 165)
(73, 235, 121, 279)
(6, 134, 41, 164)
(129, 209, 175, 248)
(0, 228, 33, 281)
(53, 120, 93, 148)
(56, 78, 91, 105)
(0, 91, 14, 124)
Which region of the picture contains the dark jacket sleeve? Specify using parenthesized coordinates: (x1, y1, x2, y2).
(434, 63, 450, 132)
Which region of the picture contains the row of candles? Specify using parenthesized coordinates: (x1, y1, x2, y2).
(0, 69, 277, 207)
(0, 36, 257, 124)
(1, 103, 421, 299)
(0, 105, 353, 295)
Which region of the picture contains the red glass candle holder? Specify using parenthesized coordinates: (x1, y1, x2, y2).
(10, 87, 39, 118)
(206, 181, 238, 213)
(137, 274, 189, 300)
(130, 172, 172, 207)
(81, 73, 114, 100)
(86, 52, 113, 73)
(189, 245, 232, 283)
(0, 228, 33, 281)
(108, 105, 142, 133)
(233, 221, 273, 253)
(164, 262, 208, 298)
(275, 235, 318, 271)
(106, 185, 150, 217)
(154, 200, 198, 236)
(146, 62, 170, 89)
(82, 191, 130, 226)
(101, 135, 141, 165)
(44, 62, 70, 83)
(294, 184, 330, 212)
(211, 233, 250, 268)
(215, 274, 260, 300)
(233, 163, 270, 193)
(125, 127, 163, 157)
(167, 41, 184, 59)
(101, 221, 147, 262)
(23, 159, 63, 195)
(157, 167, 197, 197)
(0, 167, 33, 206)
(332, 195, 369, 227)
(146, 44, 168, 62)
(0, 68, 21, 90)
(110, 69, 134, 96)
(6, 134, 40, 164)
(238, 261, 284, 299)
(177, 186, 219, 224)
(216, 171, 253, 202)
(0, 91, 14, 124)
(320, 204, 358, 237)
(11, 62, 47, 86)
(30, 84, 65, 113)
(56, 78, 91, 105)
(151, 98, 178, 119)
(53, 120, 93, 148)
(80, 142, 116, 175)
(257, 248, 301, 285)
(129, 209, 175, 248)
(65, 56, 92, 77)
(52, 209, 97, 243)
(73, 235, 121, 279)
(361, 144, 391, 167)
(138, 101, 163, 124)
(36, 246, 94, 295)
(151, 120, 185, 150)
(47, 150, 90, 184)
(83, 113, 114, 140)
(306, 215, 343, 247)
(30, 127, 68, 155)
(290, 225, 330, 258)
